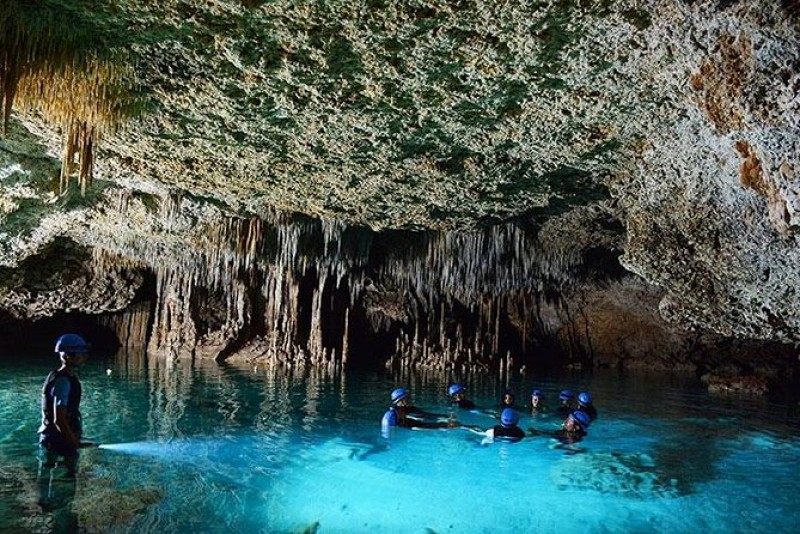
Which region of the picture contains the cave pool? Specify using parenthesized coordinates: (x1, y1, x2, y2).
(1, 352, 798, 533)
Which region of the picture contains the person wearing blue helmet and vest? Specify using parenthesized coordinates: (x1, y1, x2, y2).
(577, 392, 598, 421)
(448, 383, 477, 409)
(481, 408, 525, 444)
(555, 389, 575, 417)
(553, 409, 592, 445)
(38, 333, 95, 477)
(382, 387, 456, 433)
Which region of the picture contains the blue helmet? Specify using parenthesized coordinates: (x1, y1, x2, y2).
(571, 410, 592, 430)
(448, 384, 465, 397)
(559, 389, 574, 402)
(390, 387, 409, 404)
(500, 408, 519, 427)
(531, 388, 544, 398)
(578, 392, 593, 406)
(54, 333, 90, 354)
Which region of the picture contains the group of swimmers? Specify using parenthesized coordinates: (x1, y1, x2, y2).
(382, 384, 598, 445)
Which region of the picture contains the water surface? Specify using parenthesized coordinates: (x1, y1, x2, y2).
(1, 352, 798, 533)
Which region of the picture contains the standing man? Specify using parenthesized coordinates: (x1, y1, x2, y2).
(38, 333, 93, 477)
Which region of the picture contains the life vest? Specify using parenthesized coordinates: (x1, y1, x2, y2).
(39, 369, 82, 436)
(493, 424, 525, 442)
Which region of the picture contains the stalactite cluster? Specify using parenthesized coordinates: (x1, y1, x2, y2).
(90, 193, 604, 372)
(0, 2, 141, 195)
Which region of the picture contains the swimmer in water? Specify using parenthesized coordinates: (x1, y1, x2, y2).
(382, 387, 458, 433)
(555, 389, 575, 417)
(576, 392, 598, 422)
(530, 388, 549, 415)
(552, 410, 592, 445)
(447, 383, 477, 410)
(481, 408, 525, 444)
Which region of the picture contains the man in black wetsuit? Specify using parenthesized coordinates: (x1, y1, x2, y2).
(382, 387, 456, 432)
(556, 389, 575, 417)
(482, 408, 525, 443)
(38, 333, 94, 477)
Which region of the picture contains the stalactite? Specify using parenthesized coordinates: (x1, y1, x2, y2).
(86, 188, 603, 371)
(1, 4, 142, 195)
(341, 307, 350, 366)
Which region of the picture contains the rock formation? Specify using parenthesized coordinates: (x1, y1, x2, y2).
(0, 0, 797, 381)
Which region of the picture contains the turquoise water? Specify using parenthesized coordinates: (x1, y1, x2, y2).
(1, 352, 799, 533)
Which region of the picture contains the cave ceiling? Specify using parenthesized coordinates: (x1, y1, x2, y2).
(3, 0, 686, 230)
(1, 0, 799, 343)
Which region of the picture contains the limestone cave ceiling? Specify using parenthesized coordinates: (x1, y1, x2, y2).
(0, 0, 799, 344)
(0, 0, 734, 227)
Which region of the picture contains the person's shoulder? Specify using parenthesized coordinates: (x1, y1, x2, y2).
(52, 374, 72, 392)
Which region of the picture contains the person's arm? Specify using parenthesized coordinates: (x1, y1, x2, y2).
(54, 405, 81, 447)
(405, 408, 451, 424)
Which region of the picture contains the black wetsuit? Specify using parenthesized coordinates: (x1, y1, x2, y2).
(492, 424, 525, 442)
(579, 404, 598, 421)
(395, 405, 451, 429)
(39, 369, 82, 459)
(530, 403, 549, 415)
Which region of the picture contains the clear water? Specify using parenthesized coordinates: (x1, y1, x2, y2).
(1, 352, 799, 533)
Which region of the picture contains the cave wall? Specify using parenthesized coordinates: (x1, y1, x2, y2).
(610, 0, 800, 343)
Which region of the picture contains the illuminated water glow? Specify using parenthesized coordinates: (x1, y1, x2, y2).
(1, 355, 798, 532)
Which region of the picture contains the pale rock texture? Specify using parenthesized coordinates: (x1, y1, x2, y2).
(0, 0, 798, 370)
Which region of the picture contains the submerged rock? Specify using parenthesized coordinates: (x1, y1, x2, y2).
(701, 373, 770, 396)
(72, 483, 162, 533)
(552, 451, 683, 499)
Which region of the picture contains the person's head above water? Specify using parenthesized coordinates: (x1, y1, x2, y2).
(448, 383, 466, 399)
(578, 392, 593, 407)
(565, 410, 591, 432)
(502, 390, 515, 406)
(531, 388, 544, 406)
(559, 389, 574, 404)
(391, 387, 410, 406)
(500, 408, 519, 427)
(54, 333, 90, 365)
